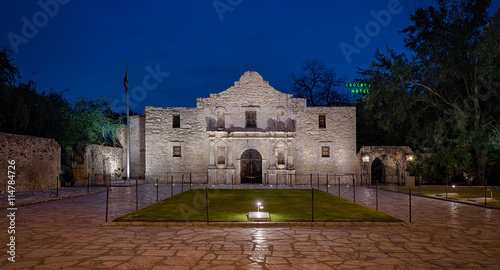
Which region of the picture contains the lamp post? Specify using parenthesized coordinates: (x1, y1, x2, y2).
(257, 202, 263, 212)
(405, 154, 414, 187)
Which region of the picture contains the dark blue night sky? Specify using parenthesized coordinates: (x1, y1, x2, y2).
(1, 0, 498, 113)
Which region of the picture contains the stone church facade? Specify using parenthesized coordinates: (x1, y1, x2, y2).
(144, 71, 357, 184)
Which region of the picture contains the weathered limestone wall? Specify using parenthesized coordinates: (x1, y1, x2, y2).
(295, 106, 357, 184)
(197, 71, 304, 131)
(359, 146, 413, 185)
(72, 144, 123, 185)
(130, 115, 145, 178)
(0, 132, 60, 193)
(145, 106, 209, 182)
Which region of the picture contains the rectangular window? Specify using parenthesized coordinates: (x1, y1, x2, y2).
(173, 146, 181, 157)
(321, 146, 330, 157)
(319, 115, 326, 129)
(173, 115, 180, 128)
(246, 111, 257, 128)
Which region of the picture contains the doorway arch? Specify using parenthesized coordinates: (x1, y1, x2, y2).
(371, 155, 400, 185)
(371, 157, 385, 185)
(240, 149, 262, 184)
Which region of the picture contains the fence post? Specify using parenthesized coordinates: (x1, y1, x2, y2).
(326, 174, 329, 193)
(485, 178, 488, 205)
(206, 171, 209, 184)
(310, 174, 312, 187)
(419, 176, 421, 194)
(205, 186, 210, 223)
(105, 185, 109, 222)
(136, 178, 138, 211)
(353, 174, 356, 203)
(231, 174, 234, 189)
(156, 178, 159, 202)
(317, 174, 320, 190)
(338, 177, 341, 197)
(311, 187, 314, 222)
(409, 188, 412, 223)
(171, 175, 174, 197)
(445, 176, 448, 199)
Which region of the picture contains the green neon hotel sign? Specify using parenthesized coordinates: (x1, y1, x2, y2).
(346, 82, 370, 94)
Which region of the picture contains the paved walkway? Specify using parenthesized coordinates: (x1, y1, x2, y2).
(1, 184, 499, 269)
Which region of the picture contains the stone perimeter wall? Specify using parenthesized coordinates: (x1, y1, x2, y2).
(72, 144, 124, 185)
(0, 132, 60, 193)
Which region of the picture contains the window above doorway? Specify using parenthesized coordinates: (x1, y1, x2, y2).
(246, 111, 256, 128)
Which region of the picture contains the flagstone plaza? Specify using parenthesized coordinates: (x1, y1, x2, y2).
(1, 185, 500, 269)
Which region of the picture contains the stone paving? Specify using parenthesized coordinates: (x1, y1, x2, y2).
(1, 183, 500, 269)
(0, 186, 107, 208)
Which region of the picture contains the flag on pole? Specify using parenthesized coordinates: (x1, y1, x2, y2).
(123, 66, 128, 93)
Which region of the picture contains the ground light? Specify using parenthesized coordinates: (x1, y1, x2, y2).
(249, 201, 270, 221)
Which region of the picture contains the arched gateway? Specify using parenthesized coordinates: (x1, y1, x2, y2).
(240, 149, 262, 184)
(359, 146, 413, 186)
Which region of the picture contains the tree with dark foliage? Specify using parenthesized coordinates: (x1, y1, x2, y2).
(0, 48, 123, 181)
(289, 58, 348, 106)
(358, 0, 500, 184)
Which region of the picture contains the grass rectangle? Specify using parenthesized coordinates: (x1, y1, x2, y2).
(113, 189, 401, 222)
(380, 185, 500, 206)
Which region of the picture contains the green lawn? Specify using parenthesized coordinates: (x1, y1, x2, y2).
(380, 185, 500, 206)
(114, 189, 401, 222)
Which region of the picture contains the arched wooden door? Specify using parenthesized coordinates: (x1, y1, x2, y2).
(240, 149, 262, 184)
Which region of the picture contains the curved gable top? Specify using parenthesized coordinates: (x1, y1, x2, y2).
(197, 71, 305, 108)
(237, 71, 265, 85)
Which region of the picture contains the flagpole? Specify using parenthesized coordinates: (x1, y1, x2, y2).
(126, 63, 130, 182)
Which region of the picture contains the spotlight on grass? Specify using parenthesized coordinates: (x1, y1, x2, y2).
(257, 202, 262, 212)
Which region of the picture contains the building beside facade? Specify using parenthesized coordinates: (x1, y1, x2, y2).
(144, 71, 357, 184)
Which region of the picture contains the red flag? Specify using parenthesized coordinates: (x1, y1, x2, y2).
(123, 68, 128, 93)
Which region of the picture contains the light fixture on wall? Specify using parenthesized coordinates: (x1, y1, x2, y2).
(362, 155, 370, 163)
(406, 155, 413, 162)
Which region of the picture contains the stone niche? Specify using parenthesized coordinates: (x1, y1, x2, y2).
(0, 132, 61, 193)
